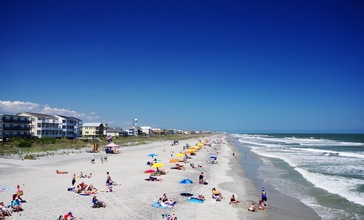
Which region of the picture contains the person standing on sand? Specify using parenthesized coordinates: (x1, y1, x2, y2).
(72, 173, 76, 186)
(261, 187, 268, 206)
(91, 155, 95, 164)
(15, 185, 24, 202)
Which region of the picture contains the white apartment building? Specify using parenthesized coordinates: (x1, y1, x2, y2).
(55, 115, 83, 138)
(18, 112, 63, 138)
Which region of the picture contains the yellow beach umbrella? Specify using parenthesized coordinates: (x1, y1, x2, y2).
(152, 163, 165, 168)
(176, 153, 185, 157)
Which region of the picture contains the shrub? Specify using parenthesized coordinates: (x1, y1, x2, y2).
(24, 154, 36, 160)
(18, 140, 33, 148)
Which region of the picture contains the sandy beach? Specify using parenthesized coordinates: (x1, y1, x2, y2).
(0, 134, 319, 220)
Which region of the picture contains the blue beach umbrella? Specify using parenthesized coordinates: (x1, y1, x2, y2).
(179, 179, 193, 184)
(210, 155, 217, 159)
(179, 179, 193, 197)
(148, 153, 158, 157)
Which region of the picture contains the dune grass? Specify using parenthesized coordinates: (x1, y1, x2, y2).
(0, 134, 212, 157)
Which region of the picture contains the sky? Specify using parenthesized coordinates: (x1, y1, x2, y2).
(1, 0, 364, 133)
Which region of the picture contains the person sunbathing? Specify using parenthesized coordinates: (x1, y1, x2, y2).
(78, 172, 86, 178)
(145, 174, 163, 182)
(161, 193, 169, 202)
(92, 196, 106, 208)
(157, 198, 175, 208)
(230, 194, 240, 204)
(0, 210, 6, 220)
(0, 201, 12, 217)
(56, 170, 68, 174)
(248, 202, 256, 212)
(167, 213, 177, 220)
(155, 167, 167, 175)
(212, 188, 223, 200)
(75, 182, 88, 193)
(84, 184, 99, 194)
(106, 176, 120, 187)
(199, 172, 208, 185)
(63, 212, 82, 220)
(11, 198, 22, 212)
(175, 163, 186, 170)
(258, 200, 265, 210)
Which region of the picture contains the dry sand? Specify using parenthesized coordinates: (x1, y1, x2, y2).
(0, 135, 265, 220)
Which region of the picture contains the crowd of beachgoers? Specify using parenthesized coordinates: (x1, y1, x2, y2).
(0, 135, 270, 220)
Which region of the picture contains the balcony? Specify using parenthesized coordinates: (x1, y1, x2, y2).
(1, 118, 31, 123)
(38, 119, 59, 124)
(0, 133, 31, 138)
(37, 127, 62, 131)
(2, 126, 31, 131)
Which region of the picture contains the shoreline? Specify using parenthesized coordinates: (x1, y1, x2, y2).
(227, 135, 321, 220)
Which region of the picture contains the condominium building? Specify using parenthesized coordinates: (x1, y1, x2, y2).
(0, 114, 31, 141)
(18, 112, 63, 138)
(55, 115, 83, 138)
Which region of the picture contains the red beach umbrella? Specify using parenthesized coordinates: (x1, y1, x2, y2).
(144, 169, 156, 173)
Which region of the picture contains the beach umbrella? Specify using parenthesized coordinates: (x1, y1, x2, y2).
(210, 155, 217, 159)
(152, 163, 164, 168)
(180, 179, 193, 184)
(176, 153, 185, 157)
(148, 153, 158, 157)
(144, 169, 156, 173)
(169, 158, 180, 163)
(179, 179, 194, 197)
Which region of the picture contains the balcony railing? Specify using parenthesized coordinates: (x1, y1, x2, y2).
(2, 126, 31, 131)
(37, 127, 62, 130)
(0, 133, 31, 138)
(1, 118, 31, 123)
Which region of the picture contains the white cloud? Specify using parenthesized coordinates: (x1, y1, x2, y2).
(0, 100, 99, 122)
(0, 100, 40, 112)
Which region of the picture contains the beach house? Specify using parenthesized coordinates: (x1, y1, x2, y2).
(82, 122, 105, 137)
(140, 126, 152, 135)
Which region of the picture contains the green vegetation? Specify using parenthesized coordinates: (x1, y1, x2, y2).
(0, 134, 212, 157)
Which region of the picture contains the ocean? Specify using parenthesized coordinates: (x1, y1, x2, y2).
(230, 133, 364, 220)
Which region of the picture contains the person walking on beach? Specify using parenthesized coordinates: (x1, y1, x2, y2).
(72, 173, 76, 187)
(261, 187, 268, 206)
(91, 155, 95, 164)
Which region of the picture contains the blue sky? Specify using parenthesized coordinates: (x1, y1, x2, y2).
(1, 0, 363, 133)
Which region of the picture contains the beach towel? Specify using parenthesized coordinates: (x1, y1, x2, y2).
(152, 202, 169, 209)
(0, 187, 12, 193)
(188, 197, 204, 203)
(79, 193, 92, 196)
